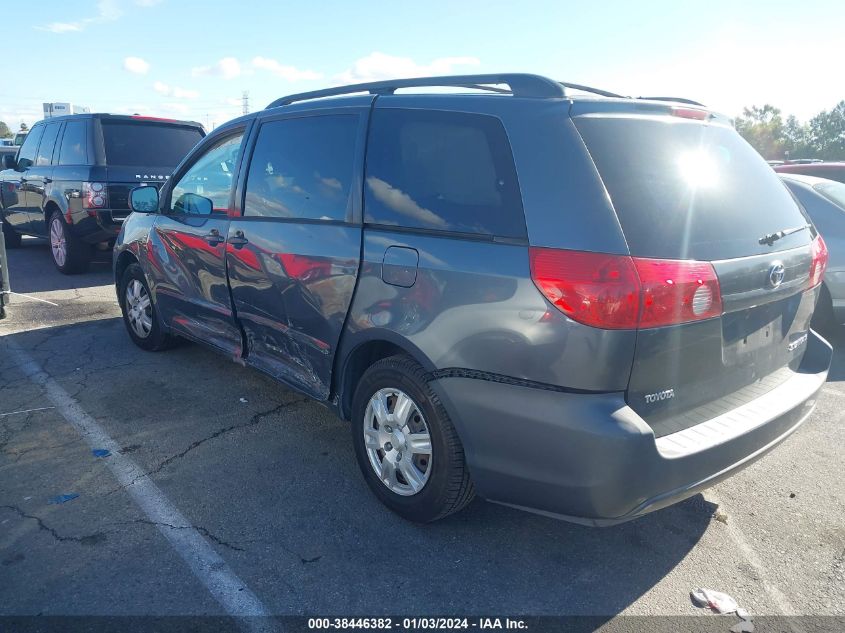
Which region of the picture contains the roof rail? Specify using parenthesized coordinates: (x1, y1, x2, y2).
(638, 96, 706, 107)
(266, 73, 566, 108)
(559, 82, 625, 98)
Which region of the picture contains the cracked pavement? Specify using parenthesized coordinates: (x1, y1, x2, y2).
(1, 237, 843, 621)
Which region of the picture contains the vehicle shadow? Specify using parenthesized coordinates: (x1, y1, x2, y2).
(0, 319, 717, 619)
(4, 237, 113, 294)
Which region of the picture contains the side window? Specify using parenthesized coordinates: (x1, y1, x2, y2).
(36, 123, 61, 166)
(59, 120, 88, 165)
(169, 132, 244, 215)
(364, 109, 526, 238)
(16, 125, 44, 171)
(243, 115, 358, 221)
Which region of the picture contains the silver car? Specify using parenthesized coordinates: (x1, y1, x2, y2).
(781, 173, 845, 330)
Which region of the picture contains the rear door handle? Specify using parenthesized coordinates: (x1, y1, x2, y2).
(203, 229, 224, 245)
(228, 230, 248, 248)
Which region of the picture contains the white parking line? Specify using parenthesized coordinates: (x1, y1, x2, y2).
(0, 406, 55, 418)
(5, 339, 274, 632)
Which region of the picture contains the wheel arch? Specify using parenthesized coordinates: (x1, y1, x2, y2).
(335, 332, 437, 421)
(114, 250, 139, 289)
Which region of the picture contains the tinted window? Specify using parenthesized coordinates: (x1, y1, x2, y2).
(102, 120, 203, 167)
(170, 132, 244, 215)
(364, 109, 525, 238)
(36, 123, 61, 166)
(244, 115, 358, 221)
(575, 117, 812, 260)
(59, 120, 88, 165)
(16, 125, 43, 170)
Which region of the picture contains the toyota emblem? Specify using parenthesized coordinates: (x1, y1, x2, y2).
(768, 262, 785, 288)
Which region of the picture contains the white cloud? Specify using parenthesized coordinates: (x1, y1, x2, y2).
(37, 0, 122, 33)
(335, 52, 481, 85)
(153, 81, 198, 99)
(123, 56, 150, 75)
(40, 22, 83, 33)
(251, 57, 322, 81)
(192, 57, 242, 80)
(37, 0, 160, 33)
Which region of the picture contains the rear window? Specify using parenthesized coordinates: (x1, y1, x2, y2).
(101, 120, 203, 167)
(575, 117, 812, 260)
(816, 181, 845, 210)
(364, 108, 526, 238)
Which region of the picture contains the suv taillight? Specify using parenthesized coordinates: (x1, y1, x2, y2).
(82, 182, 107, 213)
(529, 247, 722, 330)
(809, 234, 828, 288)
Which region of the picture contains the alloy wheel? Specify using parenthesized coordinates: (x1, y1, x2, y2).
(50, 217, 67, 267)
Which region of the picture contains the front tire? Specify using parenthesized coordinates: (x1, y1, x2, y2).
(49, 211, 91, 274)
(119, 262, 174, 351)
(1, 221, 21, 248)
(351, 355, 475, 522)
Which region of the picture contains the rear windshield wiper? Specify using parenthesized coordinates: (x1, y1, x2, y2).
(758, 224, 811, 246)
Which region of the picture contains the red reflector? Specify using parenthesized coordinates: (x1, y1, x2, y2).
(809, 234, 828, 288)
(670, 106, 709, 120)
(529, 248, 640, 329)
(529, 248, 723, 330)
(634, 258, 722, 328)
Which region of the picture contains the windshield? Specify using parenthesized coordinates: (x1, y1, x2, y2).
(816, 181, 845, 210)
(575, 116, 812, 260)
(101, 120, 203, 167)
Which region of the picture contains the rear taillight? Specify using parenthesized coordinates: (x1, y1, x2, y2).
(809, 234, 828, 288)
(634, 258, 722, 328)
(529, 247, 722, 330)
(82, 182, 107, 214)
(670, 106, 710, 120)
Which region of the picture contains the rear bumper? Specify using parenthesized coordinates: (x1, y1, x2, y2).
(429, 330, 831, 526)
(70, 211, 123, 244)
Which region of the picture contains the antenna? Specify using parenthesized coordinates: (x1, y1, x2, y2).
(242, 91, 250, 115)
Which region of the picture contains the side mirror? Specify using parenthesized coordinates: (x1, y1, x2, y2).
(129, 185, 159, 213)
(2, 154, 15, 170)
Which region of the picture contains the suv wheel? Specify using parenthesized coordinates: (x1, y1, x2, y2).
(49, 211, 91, 274)
(1, 221, 21, 248)
(351, 355, 475, 522)
(119, 263, 174, 351)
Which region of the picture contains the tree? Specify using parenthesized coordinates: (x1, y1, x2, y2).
(807, 101, 845, 161)
(734, 105, 787, 160)
(782, 115, 814, 160)
(0, 121, 10, 138)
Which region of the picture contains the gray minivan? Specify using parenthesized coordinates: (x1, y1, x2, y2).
(114, 74, 831, 524)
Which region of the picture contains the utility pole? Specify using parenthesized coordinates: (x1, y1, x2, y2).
(242, 91, 250, 116)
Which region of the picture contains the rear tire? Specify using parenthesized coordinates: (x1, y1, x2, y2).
(48, 210, 91, 274)
(1, 221, 21, 248)
(119, 262, 174, 351)
(351, 355, 475, 522)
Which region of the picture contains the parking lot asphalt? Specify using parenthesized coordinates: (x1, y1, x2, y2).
(1, 237, 843, 624)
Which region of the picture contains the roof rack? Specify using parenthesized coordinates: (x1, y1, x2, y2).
(638, 96, 706, 107)
(559, 82, 625, 98)
(266, 73, 566, 108)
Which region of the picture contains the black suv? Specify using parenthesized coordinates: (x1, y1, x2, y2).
(115, 74, 831, 524)
(0, 114, 204, 273)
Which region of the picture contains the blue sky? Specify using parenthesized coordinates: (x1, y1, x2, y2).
(1, 0, 842, 132)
